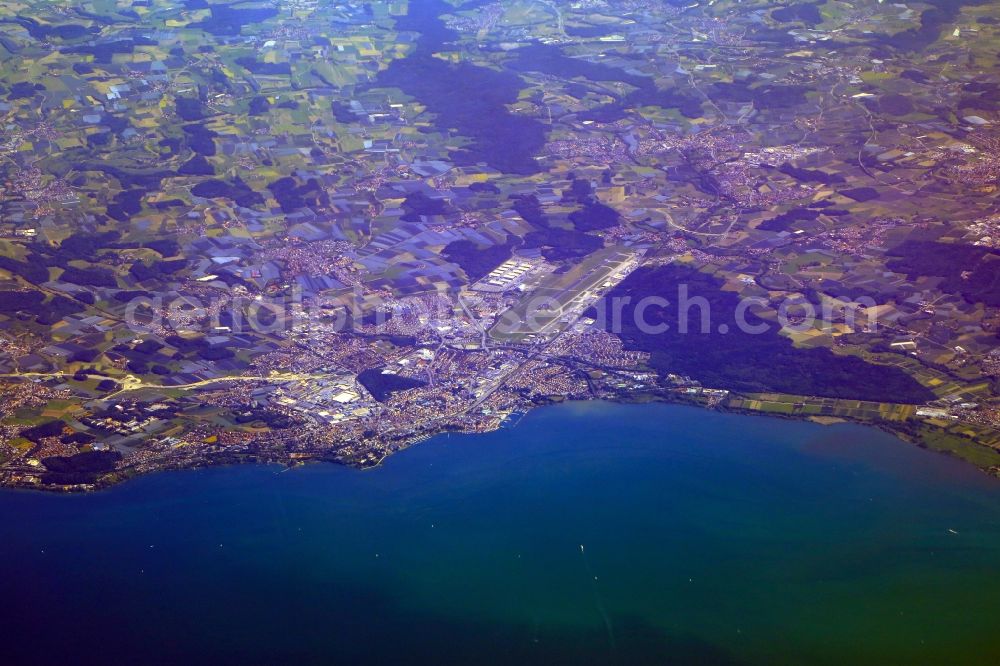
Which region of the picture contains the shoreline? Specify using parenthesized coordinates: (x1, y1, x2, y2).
(4, 389, 998, 494)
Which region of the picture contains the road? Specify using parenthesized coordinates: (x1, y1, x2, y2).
(0, 371, 316, 400)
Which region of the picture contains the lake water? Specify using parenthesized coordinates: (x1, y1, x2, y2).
(3, 401, 1000, 665)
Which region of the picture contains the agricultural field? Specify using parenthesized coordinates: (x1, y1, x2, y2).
(1, 0, 1000, 489)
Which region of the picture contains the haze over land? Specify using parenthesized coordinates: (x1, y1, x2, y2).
(1, 0, 1000, 489)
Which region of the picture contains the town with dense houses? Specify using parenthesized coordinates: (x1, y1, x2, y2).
(2, 0, 1000, 490)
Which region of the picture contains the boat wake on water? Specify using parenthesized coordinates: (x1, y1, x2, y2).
(580, 544, 616, 651)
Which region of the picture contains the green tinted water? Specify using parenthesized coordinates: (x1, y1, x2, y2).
(3, 402, 1000, 665)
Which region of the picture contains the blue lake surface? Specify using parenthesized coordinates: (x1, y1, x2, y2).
(3, 401, 1000, 665)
